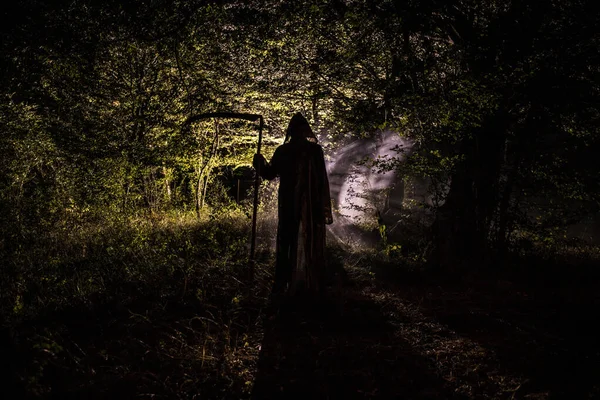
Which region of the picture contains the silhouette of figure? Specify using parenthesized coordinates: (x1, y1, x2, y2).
(253, 113, 333, 295)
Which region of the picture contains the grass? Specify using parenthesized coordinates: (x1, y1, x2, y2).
(1, 210, 599, 399)
(1, 209, 273, 398)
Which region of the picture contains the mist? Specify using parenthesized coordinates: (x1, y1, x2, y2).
(322, 131, 431, 247)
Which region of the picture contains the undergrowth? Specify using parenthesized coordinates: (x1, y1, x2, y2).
(1, 205, 599, 399)
(1, 208, 274, 398)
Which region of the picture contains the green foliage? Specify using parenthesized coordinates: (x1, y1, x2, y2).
(1, 209, 255, 321)
(0, 209, 275, 397)
(0, 0, 598, 296)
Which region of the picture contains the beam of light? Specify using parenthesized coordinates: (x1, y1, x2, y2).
(324, 130, 419, 246)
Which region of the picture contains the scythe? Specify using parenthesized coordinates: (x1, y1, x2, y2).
(182, 112, 264, 280)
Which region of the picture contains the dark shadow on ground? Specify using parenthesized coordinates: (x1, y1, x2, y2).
(372, 270, 600, 399)
(250, 286, 466, 399)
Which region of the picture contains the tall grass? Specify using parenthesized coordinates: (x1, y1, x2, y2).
(1, 206, 276, 398)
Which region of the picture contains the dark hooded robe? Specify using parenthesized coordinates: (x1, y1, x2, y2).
(253, 113, 333, 294)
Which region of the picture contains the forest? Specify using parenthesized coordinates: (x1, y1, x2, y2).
(1, 0, 599, 398)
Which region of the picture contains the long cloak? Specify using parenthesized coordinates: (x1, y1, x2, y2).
(258, 138, 333, 293)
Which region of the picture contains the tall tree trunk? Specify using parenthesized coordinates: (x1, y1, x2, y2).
(163, 166, 172, 202)
(495, 103, 545, 263)
(432, 109, 508, 272)
(195, 165, 203, 218)
(200, 174, 209, 210)
(195, 120, 220, 218)
(495, 163, 516, 265)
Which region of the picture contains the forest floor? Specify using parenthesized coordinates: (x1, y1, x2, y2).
(251, 264, 600, 399)
(2, 225, 600, 399)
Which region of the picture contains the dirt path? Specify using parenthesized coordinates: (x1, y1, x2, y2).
(2, 262, 599, 399)
(250, 269, 600, 399)
(251, 292, 460, 399)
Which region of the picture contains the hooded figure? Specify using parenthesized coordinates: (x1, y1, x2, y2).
(253, 113, 333, 294)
